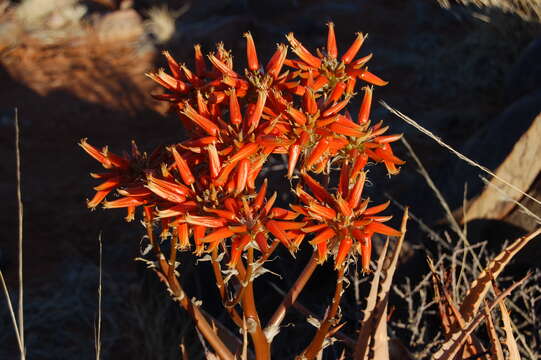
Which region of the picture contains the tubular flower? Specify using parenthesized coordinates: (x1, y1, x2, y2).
(80, 139, 162, 221)
(153, 178, 300, 264)
(293, 172, 401, 271)
(285, 23, 388, 95)
(82, 25, 403, 273)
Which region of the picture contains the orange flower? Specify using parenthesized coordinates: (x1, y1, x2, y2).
(285, 23, 388, 93)
(293, 172, 400, 271)
(80, 139, 158, 221)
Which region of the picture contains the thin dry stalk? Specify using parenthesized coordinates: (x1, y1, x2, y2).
(266, 251, 319, 336)
(15, 108, 25, 359)
(381, 101, 541, 208)
(400, 137, 483, 272)
(95, 233, 102, 360)
(0, 270, 24, 354)
(300, 265, 346, 359)
(480, 176, 541, 224)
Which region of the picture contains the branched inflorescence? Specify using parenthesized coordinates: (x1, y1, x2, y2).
(81, 23, 405, 359)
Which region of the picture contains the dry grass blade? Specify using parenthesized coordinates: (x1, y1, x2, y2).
(484, 301, 505, 360)
(480, 176, 541, 224)
(354, 208, 408, 360)
(95, 233, 102, 360)
(433, 273, 530, 360)
(494, 286, 522, 360)
(353, 236, 390, 359)
(427, 258, 483, 357)
(15, 108, 26, 359)
(0, 270, 24, 354)
(400, 138, 467, 243)
(460, 228, 541, 322)
(380, 101, 541, 208)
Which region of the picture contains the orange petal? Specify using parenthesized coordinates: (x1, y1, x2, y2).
(338, 162, 350, 196)
(301, 172, 334, 204)
(103, 197, 145, 209)
(326, 22, 337, 59)
(255, 232, 269, 253)
(317, 241, 328, 263)
(87, 190, 111, 209)
(244, 32, 260, 71)
(309, 227, 336, 245)
(268, 207, 299, 220)
(162, 50, 181, 79)
(194, 44, 207, 77)
(363, 200, 390, 216)
(93, 177, 121, 191)
(358, 86, 373, 124)
(182, 103, 220, 137)
(302, 88, 318, 115)
(159, 202, 198, 218)
(286, 33, 322, 68)
(351, 153, 368, 179)
(322, 97, 350, 117)
(252, 178, 268, 211)
(266, 44, 288, 79)
(305, 137, 331, 169)
(307, 202, 336, 220)
(207, 143, 221, 179)
(365, 222, 401, 237)
(335, 235, 352, 270)
(228, 142, 259, 164)
(246, 90, 267, 133)
(203, 207, 237, 221)
(329, 122, 364, 137)
(287, 143, 300, 178)
(355, 69, 388, 86)
(185, 215, 227, 228)
(171, 147, 195, 185)
(341, 32, 366, 64)
(302, 223, 329, 233)
(347, 172, 366, 210)
(208, 54, 238, 78)
(266, 220, 291, 247)
(201, 227, 235, 243)
(178, 223, 190, 249)
(335, 196, 353, 217)
(325, 81, 346, 106)
(235, 158, 250, 195)
(228, 88, 242, 126)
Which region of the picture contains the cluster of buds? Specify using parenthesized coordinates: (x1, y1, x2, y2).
(81, 23, 403, 272)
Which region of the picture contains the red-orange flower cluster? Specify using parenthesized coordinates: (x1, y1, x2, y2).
(81, 24, 403, 270)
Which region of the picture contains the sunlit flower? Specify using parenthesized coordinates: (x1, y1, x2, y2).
(79, 139, 161, 221)
(293, 172, 400, 271)
(285, 23, 388, 95)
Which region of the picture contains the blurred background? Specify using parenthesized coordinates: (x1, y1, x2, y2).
(1, 0, 540, 359)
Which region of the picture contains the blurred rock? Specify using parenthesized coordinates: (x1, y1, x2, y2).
(95, 8, 145, 42)
(438, 91, 541, 222)
(463, 111, 541, 221)
(505, 37, 541, 103)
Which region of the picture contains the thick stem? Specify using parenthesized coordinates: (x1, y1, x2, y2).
(143, 212, 235, 360)
(211, 247, 243, 327)
(300, 265, 346, 360)
(266, 251, 318, 333)
(242, 247, 270, 359)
